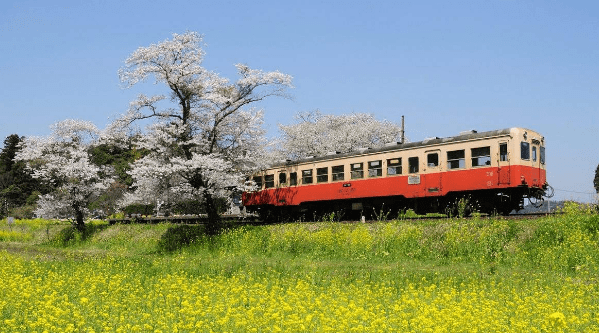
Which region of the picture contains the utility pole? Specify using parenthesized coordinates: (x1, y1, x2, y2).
(400, 115, 405, 144)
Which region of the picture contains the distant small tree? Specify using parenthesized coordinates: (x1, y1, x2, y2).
(15, 120, 114, 230)
(594, 163, 599, 193)
(278, 110, 404, 160)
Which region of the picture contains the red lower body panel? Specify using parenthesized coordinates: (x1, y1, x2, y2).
(243, 166, 546, 207)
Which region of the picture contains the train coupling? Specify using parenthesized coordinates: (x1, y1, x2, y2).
(527, 182, 554, 208)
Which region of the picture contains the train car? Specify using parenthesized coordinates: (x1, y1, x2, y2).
(242, 127, 550, 220)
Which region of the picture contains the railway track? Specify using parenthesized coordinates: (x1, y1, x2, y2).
(108, 211, 563, 226)
(397, 211, 562, 221)
(107, 215, 257, 225)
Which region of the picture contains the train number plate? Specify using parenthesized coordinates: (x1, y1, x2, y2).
(408, 175, 421, 185)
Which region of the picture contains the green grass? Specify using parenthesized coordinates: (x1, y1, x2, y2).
(2, 202, 598, 280)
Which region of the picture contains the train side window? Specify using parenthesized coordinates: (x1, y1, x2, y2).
(317, 167, 328, 183)
(427, 153, 439, 167)
(521, 142, 530, 160)
(351, 163, 364, 179)
(332, 165, 345, 181)
(447, 150, 465, 170)
(289, 172, 298, 186)
(408, 157, 419, 173)
(471, 147, 491, 167)
(252, 176, 263, 189)
(264, 174, 275, 188)
(540, 146, 546, 165)
(368, 160, 382, 177)
(532, 146, 537, 162)
(387, 158, 402, 175)
(302, 169, 313, 184)
(499, 143, 508, 161)
(279, 172, 287, 185)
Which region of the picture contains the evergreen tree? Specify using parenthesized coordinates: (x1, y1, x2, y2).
(0, 134, 42, 217)
(594, 163, 599, 193)
(0, 134, 21, 173)
(87, 141, 146, 217)
(88, 142, 140, 187)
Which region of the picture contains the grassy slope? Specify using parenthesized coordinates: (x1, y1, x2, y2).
(1, 203, 598, 281)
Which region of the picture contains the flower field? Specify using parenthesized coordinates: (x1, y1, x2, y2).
(1, 204, 599, 332)
(1, 252, 598, 333)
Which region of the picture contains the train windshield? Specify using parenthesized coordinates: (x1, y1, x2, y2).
(540, 146, 546, 165)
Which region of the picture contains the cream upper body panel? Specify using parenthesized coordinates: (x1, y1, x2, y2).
(252, 127, 545, 189)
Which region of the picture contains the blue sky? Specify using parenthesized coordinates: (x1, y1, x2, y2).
(1, 0, 598, 202)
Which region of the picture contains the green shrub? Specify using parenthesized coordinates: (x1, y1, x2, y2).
(123, 203, 155, 216)
(8, 204, 36, 219)
(171, 199, 205, 215)
(157, 224, 207, 252)
(50, 223, 108, 247)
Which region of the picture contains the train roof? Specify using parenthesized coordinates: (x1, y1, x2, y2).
(270, 127, 536, 168)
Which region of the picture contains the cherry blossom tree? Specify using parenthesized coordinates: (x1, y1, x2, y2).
(112, 31, 292, 234)
(15, 119, 114, 230)
(278, 110, 405, 160)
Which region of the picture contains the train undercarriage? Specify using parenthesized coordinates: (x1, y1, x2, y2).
(247, 185, 551, 222)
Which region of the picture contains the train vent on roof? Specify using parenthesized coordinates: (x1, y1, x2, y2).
(459, 130, 478, 135)
(356, 147, 372, 152)
(384, 142, 401, 147)
(326, 151, 341, 156)
(423, 137, 440, 143)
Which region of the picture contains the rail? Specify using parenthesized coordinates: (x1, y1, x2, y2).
(107, 214, 260, 225)
(108, 211, 563, 226)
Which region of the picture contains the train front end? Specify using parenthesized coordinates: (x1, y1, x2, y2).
(508, 128, 551, 206)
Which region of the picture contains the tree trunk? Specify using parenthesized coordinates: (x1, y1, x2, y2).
(74, 207, 85, 232)
(204, 191, 222, 235)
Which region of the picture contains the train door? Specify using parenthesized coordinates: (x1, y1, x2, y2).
(497, 141, 510, 185)
(425, 150, 442, 195)
(531, 140, 542, 185)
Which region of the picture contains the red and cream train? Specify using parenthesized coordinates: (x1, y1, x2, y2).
(242, 127, 550, 219)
